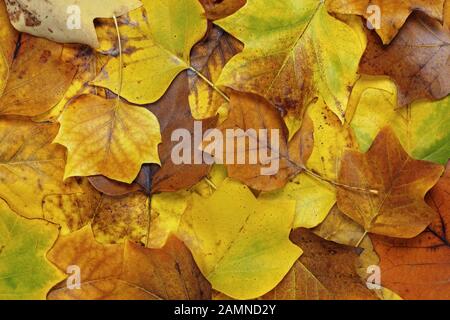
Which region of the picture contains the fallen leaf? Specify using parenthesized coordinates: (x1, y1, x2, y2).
(55, 94, 161, 183)
(88, 175, 142, 196)
(48, 226, 211, 299)
(93, 0, 208, 104)
(33, 45, 105, 123)
(371, 162, 450, 299)
(147, 72, 216, 193)
(349, 76, 450, 164)
(0, 200, 65, 299)
(216, 0, 365, 120)
(0, 34, 77, 117)
(263, 229, 377, 300)
(179, 178, 301, 300)
(146, 191, 190, 248)
(313, 205, 365, 246)
(337, 127, 444, 238)
(199, 0, 246, 20)
(5, 0, 142, 48)
(42, 177, 102, 235)
(328, 0, 445, 44)
(260, 173, 336, 229)
(91, 192, 149, 245)
(0, 0, 18, 95)
(210, 90, 294, 191)
(189, 26, 242, 119)
(312, 206, 403, 299)
(306, 98, 358, 181)
(0, 119, 80, 218)
(359, 12, 450, 107)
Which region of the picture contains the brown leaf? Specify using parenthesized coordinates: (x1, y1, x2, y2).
(199, 0, 246, 20)
(371, 162, 450, 299)
(337, 127, 444, 238)
(208, 90, 312, 191)
(189, 26, 242, 119)
(0, 34, 77, 116)
(446, 0, 450, 29)
(48, 226, 211, 300)
(147, 72, 217, 193)
(263, 229, 377, 300)
(328, 0, 445, 44)
(359, 12, 450, 107)
(88, 176, 142, 197)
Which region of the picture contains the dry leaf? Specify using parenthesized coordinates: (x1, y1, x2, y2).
(0, 34, 77, 117)
(371, 162, 450, 299)
(55, 95, 161, 183)
(48, 226, 211, 300)
(359, 12, 450, 107)
(263, 229, 377, 300)
(5, 0, 142, 48)
(216, 0, 365, 120)
(328, 0, 445, 44)
(337, 127, 444, 238)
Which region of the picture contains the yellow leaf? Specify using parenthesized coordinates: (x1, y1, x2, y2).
(33, 46, 107, 123)
(260, 173, 336, 229)
(147, 191, 189, 248)
(180, 178, 301, 300)
(0, 35, 77, 117)
(348, 76, 450, 164)
(306, 98, 357, 181)
(55, 94, 161, 183)
(216, 0, 365, 120)
(93, 0, 207, 104)
(43, 178, 102, 235)
(0, 119, 80, 218)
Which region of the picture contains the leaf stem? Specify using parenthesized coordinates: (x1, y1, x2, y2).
(113, 15, 123, 106)
(145, 195, 152, 248)
(300, 165, 379, 195)
(355, 230, 368, 248)
(189, 66, 230, 103)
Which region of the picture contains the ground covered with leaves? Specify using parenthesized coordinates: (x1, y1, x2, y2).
(0, 0, 449, 300)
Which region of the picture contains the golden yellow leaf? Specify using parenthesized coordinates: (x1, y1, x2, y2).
(0, 35, 77, 117)
(55, 94, 161, 183)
